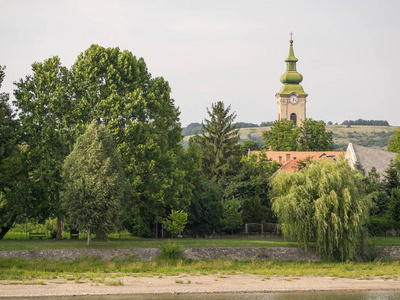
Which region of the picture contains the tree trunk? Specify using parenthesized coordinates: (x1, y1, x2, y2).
(155, 222, 158, 239)
(56, 191, 62, 239)
(87, 228, 91, 246)
(0, 214, 17, 239)
(0, 225, 12, 240)
(56, 215, 62, 239)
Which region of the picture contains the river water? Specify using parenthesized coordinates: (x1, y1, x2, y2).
(19, 291, 400, 300)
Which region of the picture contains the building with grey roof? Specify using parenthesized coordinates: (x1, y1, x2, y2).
(345, 143, 397, 178)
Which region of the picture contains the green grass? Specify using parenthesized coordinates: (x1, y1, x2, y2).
(371, 236, 400, 246)
(0, 238, 299, 251)
(1, 257, 399, 282)
(1, 236, 399, 251)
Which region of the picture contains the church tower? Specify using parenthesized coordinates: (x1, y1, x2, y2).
(276, 34, 307, 126)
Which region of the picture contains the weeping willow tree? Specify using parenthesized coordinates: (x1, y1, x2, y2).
(271, 159, 372, 261)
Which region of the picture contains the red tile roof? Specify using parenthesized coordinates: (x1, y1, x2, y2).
(249, 150, 345, 172)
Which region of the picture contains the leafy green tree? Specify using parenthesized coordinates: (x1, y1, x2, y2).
(71, 45, 191, 237)
(0, 65, 15, 170)
(13, 57, 74, 238)
(0, 66, 46, 239)
(364, 167, 390, 217)
(220, 197, 243, 234)
(198, 101, 241, 181)
(271, 159, 372, 261)
(388, 128, 400, 153)
(187, 176, 223, 236)
(220, 151, 280, 225)
(239, 140, 263, 156)
(389, 188, 400, 224)
(163, 210, 188, 238)
(185, 136, 223, 236)
(61, 121, 129, 245)
(382, 157, 400, 196)
(262, 119, 299, 151)
(0, 66, 24, 238)
(263, 118, 334, 151)
(297, 119, 334, 151)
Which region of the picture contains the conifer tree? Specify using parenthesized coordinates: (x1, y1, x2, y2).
(198, 101, 241, 181)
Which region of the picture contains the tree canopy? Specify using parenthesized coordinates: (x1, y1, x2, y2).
(297, 119, 334, 151)
(342, 119, 389, 126)
(388, 128, 400, 154)
(262, 119, 299, 151)
(220, 151, 280, 225)
(198, 101, 241, 181)
(13, 56, 74, 238)
(0, 66, 29, 239)
(61, 121, 129, 245)
(271, 159, 372, 261)
(263, 118, 334, 151)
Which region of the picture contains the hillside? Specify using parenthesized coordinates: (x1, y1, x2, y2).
(183, 125, 398, 150)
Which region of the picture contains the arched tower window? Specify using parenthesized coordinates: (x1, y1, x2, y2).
(290, 113, 297, 126)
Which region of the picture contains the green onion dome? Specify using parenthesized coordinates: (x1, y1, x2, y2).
(278, 40, 306, 94)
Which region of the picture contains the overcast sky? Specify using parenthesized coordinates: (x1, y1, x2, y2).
(1, 0, 399, 126)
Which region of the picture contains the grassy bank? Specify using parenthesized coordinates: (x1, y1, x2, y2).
(1, 257, 400, 283)
(0, 238, 299, 251)
(0, 237, 399, 251)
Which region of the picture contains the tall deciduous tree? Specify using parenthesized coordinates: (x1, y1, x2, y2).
(61, 121, 129, 245)
(0, 66, 26, 239)
(262, 118, 334, 151)
(297, 119, 334, 151)
(388, 128, 400, 154)
(389, 188, 400, 223)
(71, 45, 191, 237)
(220, 197, 243, 234)
(262, 119, 299, 151)
(198, 101, 241, 181)
(14, 57, 73, 238)
(271, 159, 372, 261)
(220, 151, 280, 225)
(187, 176, 222, 236)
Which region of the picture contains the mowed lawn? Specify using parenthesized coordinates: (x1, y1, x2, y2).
(1, 237, 399, 251)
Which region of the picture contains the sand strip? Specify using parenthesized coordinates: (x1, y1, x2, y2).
(1, 274, 400, 298)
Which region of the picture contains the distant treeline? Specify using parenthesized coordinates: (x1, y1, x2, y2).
(182, 122, 273, 136)
(341, 119, 389, 126)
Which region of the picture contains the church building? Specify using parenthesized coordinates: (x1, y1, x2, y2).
(276, 35, 307, 126)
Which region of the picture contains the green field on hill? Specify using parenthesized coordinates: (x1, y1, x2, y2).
(184, 125, 397, 150)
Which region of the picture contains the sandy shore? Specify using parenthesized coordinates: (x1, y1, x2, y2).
(1, 274, 400, 298)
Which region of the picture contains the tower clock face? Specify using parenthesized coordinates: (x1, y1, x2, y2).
(290, 95, 298, 104)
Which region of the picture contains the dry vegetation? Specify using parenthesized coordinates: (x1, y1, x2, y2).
(184, 125, 398, 150)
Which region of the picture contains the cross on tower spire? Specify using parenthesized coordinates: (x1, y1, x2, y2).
(289, 32, 294, 44)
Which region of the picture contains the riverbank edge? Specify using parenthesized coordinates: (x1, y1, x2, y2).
(0, 246, 400, 261)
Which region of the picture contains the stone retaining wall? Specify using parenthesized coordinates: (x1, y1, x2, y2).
(1, 246, 399, 261)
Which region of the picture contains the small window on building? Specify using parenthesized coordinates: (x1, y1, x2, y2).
(278, 156, 282, 163)
(290, 113, 297, 126)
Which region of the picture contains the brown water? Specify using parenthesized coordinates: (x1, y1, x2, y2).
(17, 291, 400, 300)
